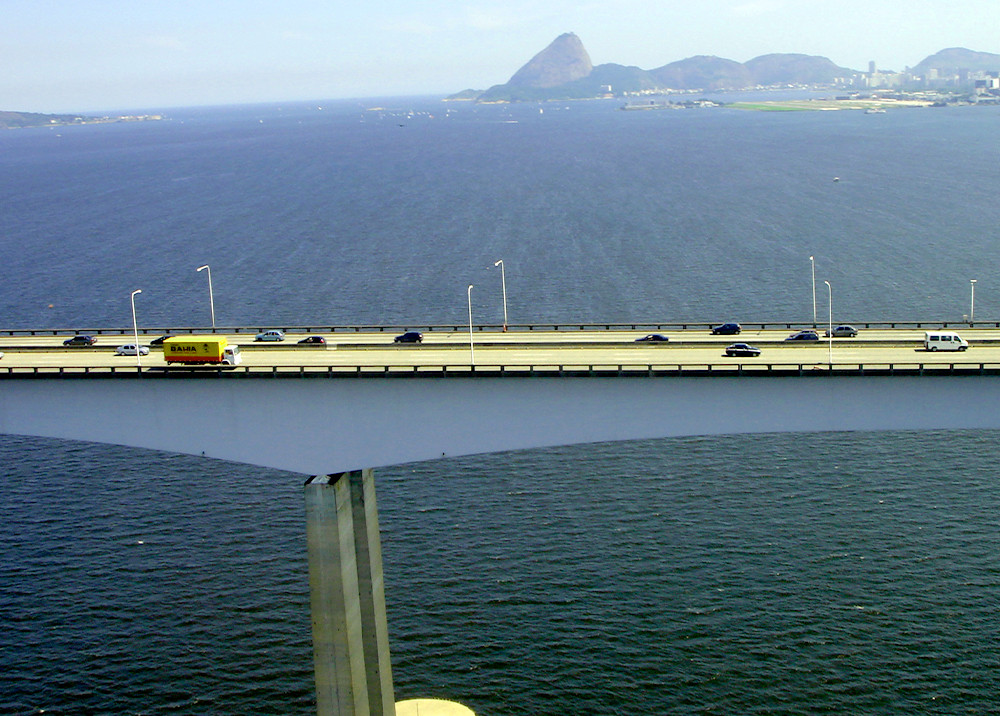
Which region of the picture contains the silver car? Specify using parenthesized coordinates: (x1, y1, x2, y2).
(824, 325, 859, 337)
(254, 330, 285, 342)
(115, 344, 150, 356)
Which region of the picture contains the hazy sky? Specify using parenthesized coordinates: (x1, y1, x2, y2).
(4, 0, 997, 113)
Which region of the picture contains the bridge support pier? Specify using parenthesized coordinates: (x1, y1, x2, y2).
(304, 469, 395, 716)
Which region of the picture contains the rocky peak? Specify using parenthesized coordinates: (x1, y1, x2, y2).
(506, 32, 593, 88)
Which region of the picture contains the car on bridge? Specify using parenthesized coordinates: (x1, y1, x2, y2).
(725, 343, 761, 357)
(711, 323, 741, 335)
(150, 335, 173, 346)
(786, 330, 820, 341)
(255, 330, 285, 342)
(115, 344, 150, 356)
(825, 325, 859, 337)
(635, 334, 669, 343)
(298, 336, 326, 344)
(394, 331, 423, 343)
(924, 331, 969, 351)
(63, 335, 97, 346)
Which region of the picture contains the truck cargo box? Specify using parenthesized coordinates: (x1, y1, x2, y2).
(163, 336, 241, 365)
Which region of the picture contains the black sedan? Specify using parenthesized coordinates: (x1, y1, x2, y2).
(785, 330, 820, 341)
(298, 336, 326, 344)
(394, 331, 423, 343)
(63, 335, 97, 346)
(711, 323, 742, 335)
(635, 334, 669, 343)
(725, 343, 761, 357)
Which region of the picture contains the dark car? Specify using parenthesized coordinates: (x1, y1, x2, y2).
(725, 343, 761, 357)
(635, 334, 669, 343)
(824, 325, 859, 338)
(786, 330, 820, 341)
(149, 335, 172, 346)
(63, 335, 97, 346)
(711, 323, 742, 335)
(394, 331, 423, 344)
(298, 336, 326, 344)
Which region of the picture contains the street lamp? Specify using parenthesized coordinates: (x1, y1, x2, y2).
(493, 259, 508, 332)
(130, 289, 143, 369)
(970, 279, 977, 324)
(810, 256, 817, 325)
(197, 265, 215, 330)
(467, 284, 475, 366)
(824, 280, 832, 366)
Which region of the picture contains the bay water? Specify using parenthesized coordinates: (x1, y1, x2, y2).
(2, 95, 1000, 714)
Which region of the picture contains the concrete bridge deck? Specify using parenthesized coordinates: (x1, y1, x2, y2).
(1, 327, 999, 376)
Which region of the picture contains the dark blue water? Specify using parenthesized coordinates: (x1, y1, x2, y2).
(3, 96, 1000, 714)
(3, 97, 999, 329)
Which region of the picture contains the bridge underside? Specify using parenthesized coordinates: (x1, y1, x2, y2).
(1, 374, 999, 475)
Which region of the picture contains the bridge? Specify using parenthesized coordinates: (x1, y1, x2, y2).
(3, 324, 1000, 715)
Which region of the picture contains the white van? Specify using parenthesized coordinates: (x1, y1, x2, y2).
(924, 331, 968, 352)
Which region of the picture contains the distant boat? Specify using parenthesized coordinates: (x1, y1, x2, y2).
(865, 108, 887, 114)
(833, 177, 840, 182)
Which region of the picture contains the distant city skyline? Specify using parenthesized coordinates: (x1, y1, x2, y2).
(3, 0, 998, 113)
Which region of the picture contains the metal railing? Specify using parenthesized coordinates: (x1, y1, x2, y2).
(4, 361, 1000, 379)
(2, 319, 998, 338)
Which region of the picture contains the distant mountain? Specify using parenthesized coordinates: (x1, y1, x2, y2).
(506, 32, 592, 88)
(477, 33, 596, 101)
(648, 53, 852, 90)
(574, 63, 662, 93)
(912, 47, 1000, 74)
(462, 35, 854, 101)
(478, 62, 661, 102)
(744, 53, 853, 86)
(650, 55, 752, 91)
(451, 34, 1000, 102)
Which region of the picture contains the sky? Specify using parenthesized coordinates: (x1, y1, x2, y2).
(3, 0, 998, 113)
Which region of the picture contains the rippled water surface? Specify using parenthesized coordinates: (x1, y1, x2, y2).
(4, 430, 1000, 714)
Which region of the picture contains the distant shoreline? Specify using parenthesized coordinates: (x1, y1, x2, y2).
(623, 91, 995, 112)
(0, 111, 164, 130)
(729, 97, 941, 111)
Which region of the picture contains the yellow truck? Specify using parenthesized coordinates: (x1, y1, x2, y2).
(163, 336, 242, 365)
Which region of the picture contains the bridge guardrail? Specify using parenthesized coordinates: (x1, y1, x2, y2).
(4, 362, 1000, 379)
(2, 320, 998, 337)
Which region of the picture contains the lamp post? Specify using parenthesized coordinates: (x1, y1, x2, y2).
(493, 259, 508, 332)
(197, 265, 215, 330)
(810, 256, 817, 325)
(824, 280, 832, 367)
(970, 279, 977, 324)
(130, 289, 143, 369)
(467, 284, 475, 366)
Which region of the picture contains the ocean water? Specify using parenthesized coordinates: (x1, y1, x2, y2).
(3, 95, 1000, 714)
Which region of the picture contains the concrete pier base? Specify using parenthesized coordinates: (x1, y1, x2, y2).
(305, 469, 395, 716)
(395, 699, 476, 716)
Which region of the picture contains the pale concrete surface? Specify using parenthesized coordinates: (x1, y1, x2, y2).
(2, 328, 1000, 370)
(395, 698, 476, 716)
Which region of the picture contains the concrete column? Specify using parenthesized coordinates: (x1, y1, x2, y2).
(304, 472, 368, 716)
(348, 469, 396, 714)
